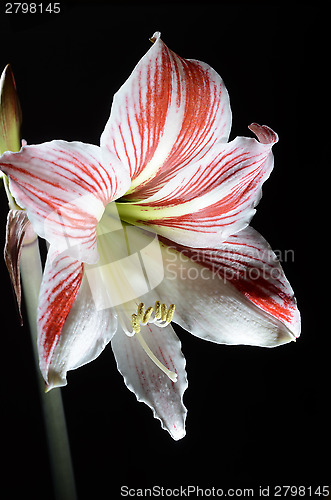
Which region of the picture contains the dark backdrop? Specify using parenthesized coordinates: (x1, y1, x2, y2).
(1, 3, 327, 499)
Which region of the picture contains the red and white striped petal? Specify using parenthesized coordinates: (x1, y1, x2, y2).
(111, 323, 187, 440)
(38, 248, 117, 389)
(117, 124, 277, 248)
(101, 31, 231, 199)
(154, 226, 300, 346)
(203, 226, 300, 336)
(38, 249, 84, 384)
(0, 141, 130, 263)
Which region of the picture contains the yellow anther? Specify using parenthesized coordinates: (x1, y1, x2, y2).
(136, 302, 145, 322)
(161, 303, 167, 322)
(131, 301, 176, 334)
(166, 304, 175, 323)
(131, 313, 141, 333)
(154, 301, 161, 320)
(143, 306, 153, 324)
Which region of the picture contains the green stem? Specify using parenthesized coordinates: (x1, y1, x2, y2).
(2, 173, 20, 210)
(20, 235, 77, 500)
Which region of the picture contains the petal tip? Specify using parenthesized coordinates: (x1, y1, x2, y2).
(248, 123, 278, 145)
(169, 425, 186, 441)
(273, 323, 300, 347)
(45, 371, 67, 392)
(149, 31, 161, 43)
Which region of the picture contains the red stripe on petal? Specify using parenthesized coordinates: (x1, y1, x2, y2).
(159, 227, 300, 337)
(0, 141, 130, 264)
(118, 126, 277, 249)
(38, 251, 84, 383)
(101, 35, 231, 199)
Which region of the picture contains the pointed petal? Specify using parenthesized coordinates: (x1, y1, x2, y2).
(117, 124, 277, 248)
(153, 227, 300, 347)
(101, 32, 231, 199)
(202, 226, 301, 337)
(4, 209, 35, 324)
(37, 248, 84, 384)
(0, 141, 130, 263)
(38, 249, 117, 388)
(111, 324, 187, 440)
(0, 64, 22, 155)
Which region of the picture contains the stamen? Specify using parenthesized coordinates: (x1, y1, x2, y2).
(142, 306, 153, 324)
(129, 301, 177, 382)
(131, 314, 140, 334)
(136, 302, 145, 322)
(131, 302, 176, 332)
(136, 331, 178, 382)
(166, 304, 176, 323)
(161, 303, 167, 322)
(154, 301, 161, 320)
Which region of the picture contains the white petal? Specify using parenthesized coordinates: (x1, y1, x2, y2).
(111, 324, 187, 440)
(38, 248, 117, 389)
(117, 124, 278, 248)
(46, 274, 117, 389)
(152, 230, 299, 347)
(101, 32, 231, 199)
(0, 141, 130, 263)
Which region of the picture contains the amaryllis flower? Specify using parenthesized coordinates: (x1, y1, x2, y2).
(0, 32, 300, 440)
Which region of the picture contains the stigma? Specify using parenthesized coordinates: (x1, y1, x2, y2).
(131, 301, 177, 383)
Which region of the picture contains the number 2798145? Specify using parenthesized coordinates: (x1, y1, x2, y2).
(5, 3, 60, 14)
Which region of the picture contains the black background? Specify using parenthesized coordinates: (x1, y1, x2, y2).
(1, 3, 328, 499)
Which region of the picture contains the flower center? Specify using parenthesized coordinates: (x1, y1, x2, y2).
(90, 206, 178, 383)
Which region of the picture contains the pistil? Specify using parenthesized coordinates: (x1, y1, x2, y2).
(135, 331, 178, 382)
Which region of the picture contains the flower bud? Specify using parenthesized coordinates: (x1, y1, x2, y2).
(0, 64, 22, 155)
